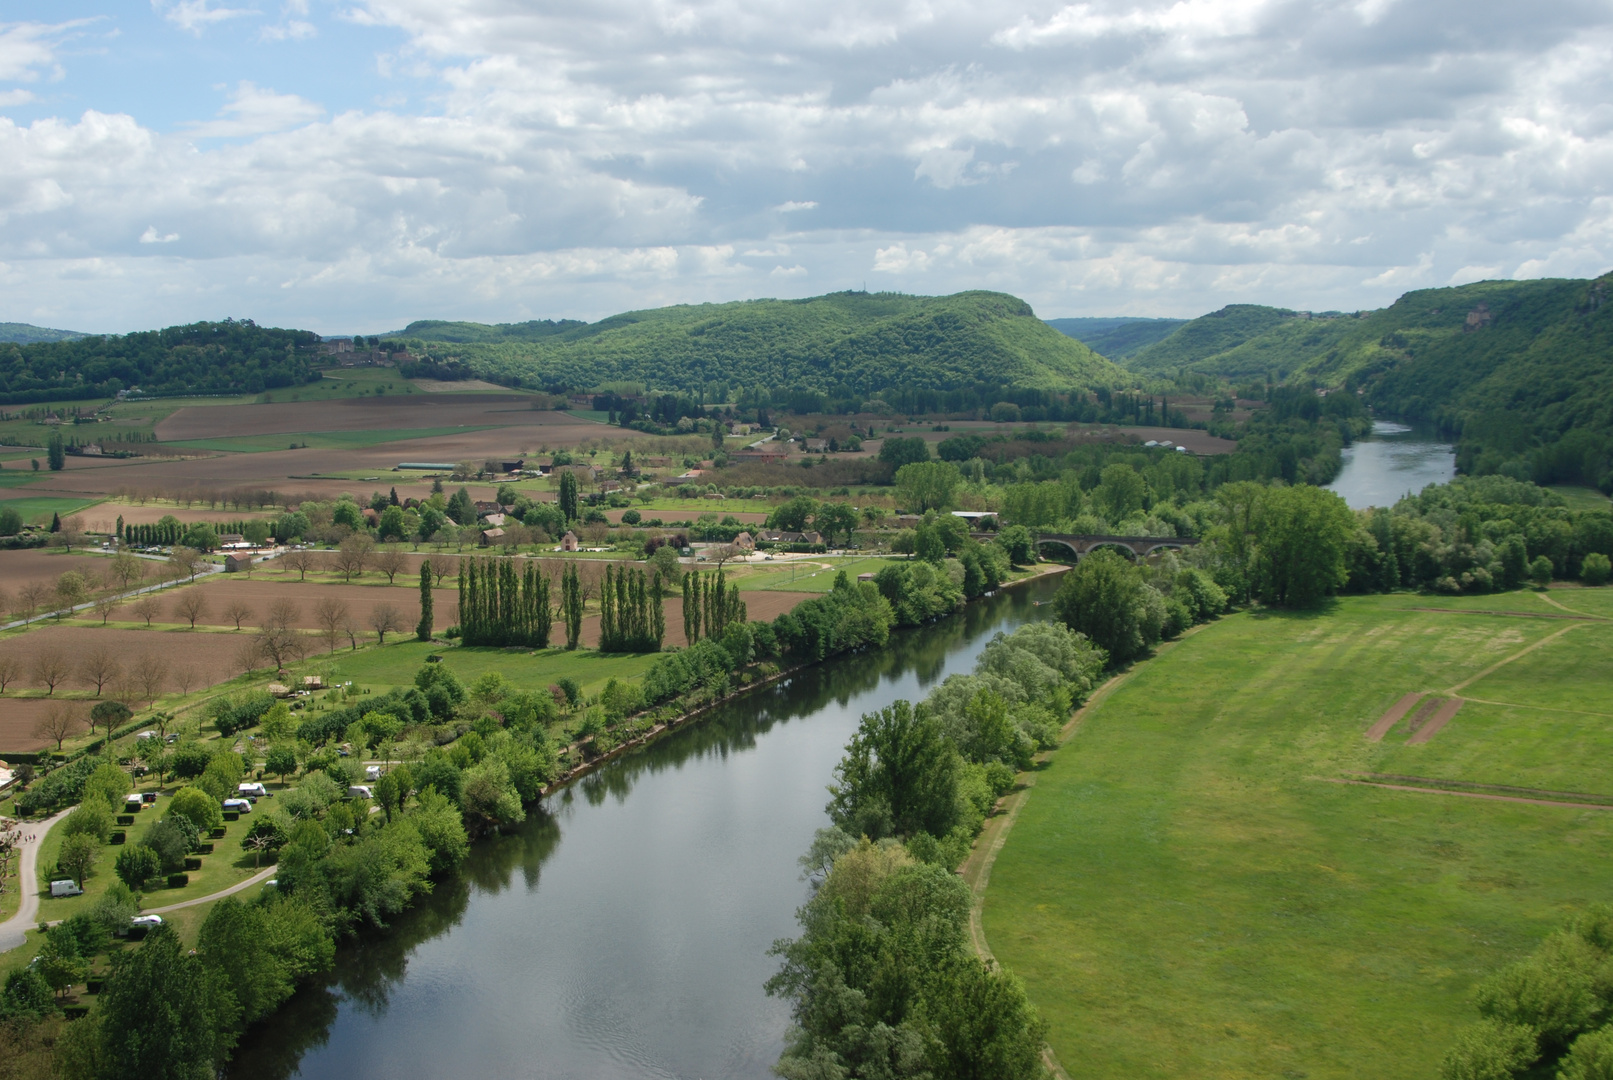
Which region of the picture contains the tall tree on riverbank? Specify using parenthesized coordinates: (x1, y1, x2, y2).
(416, 563, 434, 641)
(683, 571, 701, 643)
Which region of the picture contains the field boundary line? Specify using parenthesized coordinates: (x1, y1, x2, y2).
(1446, 622, 1585, 695)
(1349, 772, 1613, 803)
(1536, 591, 1593, 617)
(1458, 696, 1613, 718)
(1315, 777, 1613, 811)
(1404, 606, 1604, 621)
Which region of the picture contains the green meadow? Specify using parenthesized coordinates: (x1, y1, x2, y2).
(983, 592, 1613, 1080)
(164, 425, 500, 454)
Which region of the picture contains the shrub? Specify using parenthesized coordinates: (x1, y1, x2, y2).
(167, 873, 189, 888)
(114, 844, 161, 891)
(168, 786, 224, 833)
(1583, 552, 1612, 587)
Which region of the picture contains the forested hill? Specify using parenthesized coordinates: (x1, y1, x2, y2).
(1118, 275, 1613, 490)
(0, 322, 86, 345)
(0, 320, 323, 404)
(1044, 316, 1186, 359)
(394, 291, 1125, 397)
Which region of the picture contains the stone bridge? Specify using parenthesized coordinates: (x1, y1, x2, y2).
(1034, 533, 1199, 560)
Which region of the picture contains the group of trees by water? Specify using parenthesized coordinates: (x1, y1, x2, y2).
(769, 621, 1112, 1076)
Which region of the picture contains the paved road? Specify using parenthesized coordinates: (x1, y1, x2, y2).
(0, 807, 73, 952)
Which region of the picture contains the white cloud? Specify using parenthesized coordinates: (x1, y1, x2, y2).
(183, 82, 324, 137)
(140, 226, 180, 243)
(152, 1, 259, 35)
(2, 0, 1612, 327)
(0, 19, 97, 84)
(260, 20, 316, 42)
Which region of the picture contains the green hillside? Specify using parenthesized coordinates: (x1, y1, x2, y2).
(1045, 316, 1187, 359)
(0, 319, 324, 404)
(1118, 276, 1613, 489)
(393, 291, 1125, 398)
(0, 322, 86, 345)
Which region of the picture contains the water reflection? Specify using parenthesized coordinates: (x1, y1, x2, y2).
(1327, 420, 1456, 510)
(230, 576, 1059, 1080)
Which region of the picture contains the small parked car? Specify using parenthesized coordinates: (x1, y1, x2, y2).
(222, 798, 253, 814)
(130, 915, 163, 928)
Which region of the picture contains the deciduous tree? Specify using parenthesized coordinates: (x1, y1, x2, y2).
(33, 701, 84, 751)
(174, 589, 209, 629)
(78, 646, 121, 696)
(370, 602, 403, 645)
(32, 647, 70, 695)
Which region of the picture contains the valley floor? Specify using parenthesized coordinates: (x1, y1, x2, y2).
(983, 587, 1613, 1079)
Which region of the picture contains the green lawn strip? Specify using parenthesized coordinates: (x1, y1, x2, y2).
(1546, 485, 1612, 511)
(740, 556, 900, 592)
(296, 639, 662, 700)
(0, 496, 105, 524)
(982, 598, 1613, 1080)
(164, 425, 502, 454)
(0, 470, 46, 489)
(34, 797, 266, 925)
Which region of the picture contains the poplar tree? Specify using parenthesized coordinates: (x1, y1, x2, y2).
(563, 562, 583, 649)
(559, 470, 580, 522)
(417, 562, 434, 641)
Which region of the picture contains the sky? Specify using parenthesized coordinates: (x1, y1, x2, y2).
(2, 0, 1611, 334)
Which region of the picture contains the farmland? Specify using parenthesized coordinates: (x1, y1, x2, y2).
(980, 591, 1613, 1080)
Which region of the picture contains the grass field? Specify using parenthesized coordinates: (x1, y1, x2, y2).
(164, 425, 501, 454)
(982, 592, 1613, 1080)
(0, 495, 104, 524)
(1547, 484, 1613, 511)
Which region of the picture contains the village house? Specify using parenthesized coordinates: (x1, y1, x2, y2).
(732, 531, 756, 551)
(731, 445, 788, 463)
(762, 530, 823, 545)
(560, 530, 580, 552)
(479, 527, 506, 547)
(804, 438, 829, 453)
(482, 513, 508, 528)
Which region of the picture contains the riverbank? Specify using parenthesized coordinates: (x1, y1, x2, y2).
(536, 560, 1070, 800)
(978, 590, 1613, 1079)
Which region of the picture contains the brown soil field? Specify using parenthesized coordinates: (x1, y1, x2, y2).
(0, 624, 243, 703)
(96, 577, 446, 634)
(0, 698, 94, 753)
(570, 589, 808, 649)
(0, 549, 121, 598)
(7, 430, 591, 501)
(601, 508, 769, 524)
(156, 397, 598, 441)
(83, 504, 279, 529)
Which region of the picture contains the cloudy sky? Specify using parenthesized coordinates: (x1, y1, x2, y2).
(2, 0, 1611, 334)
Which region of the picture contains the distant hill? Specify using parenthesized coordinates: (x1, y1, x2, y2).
(393, 291, 1126, 399)
(0, 322, 86, 345)
(1044, 317, 1186, 359)
(398, 318, 588, 344)
(0, 320, 323, 404)
(1116, 276, 1613, 490)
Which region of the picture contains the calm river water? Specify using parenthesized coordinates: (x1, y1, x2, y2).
(233, 575, 1062, 1080)
(1326, 420, 1456, 510)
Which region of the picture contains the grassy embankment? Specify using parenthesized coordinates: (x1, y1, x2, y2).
(982, 586, 1613, 1080)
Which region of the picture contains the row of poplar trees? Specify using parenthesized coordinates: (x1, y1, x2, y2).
(598, 564, 666, 652)
(458, 558, 552, 647)
(683, 568, 747, 644)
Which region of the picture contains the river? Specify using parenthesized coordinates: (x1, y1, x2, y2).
(1326, 420, 1455, 510)
(233, 575, 1062, 1080)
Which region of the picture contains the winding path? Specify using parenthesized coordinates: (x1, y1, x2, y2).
(141, 864, 278, 915)
(0, 807, 74, 952)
